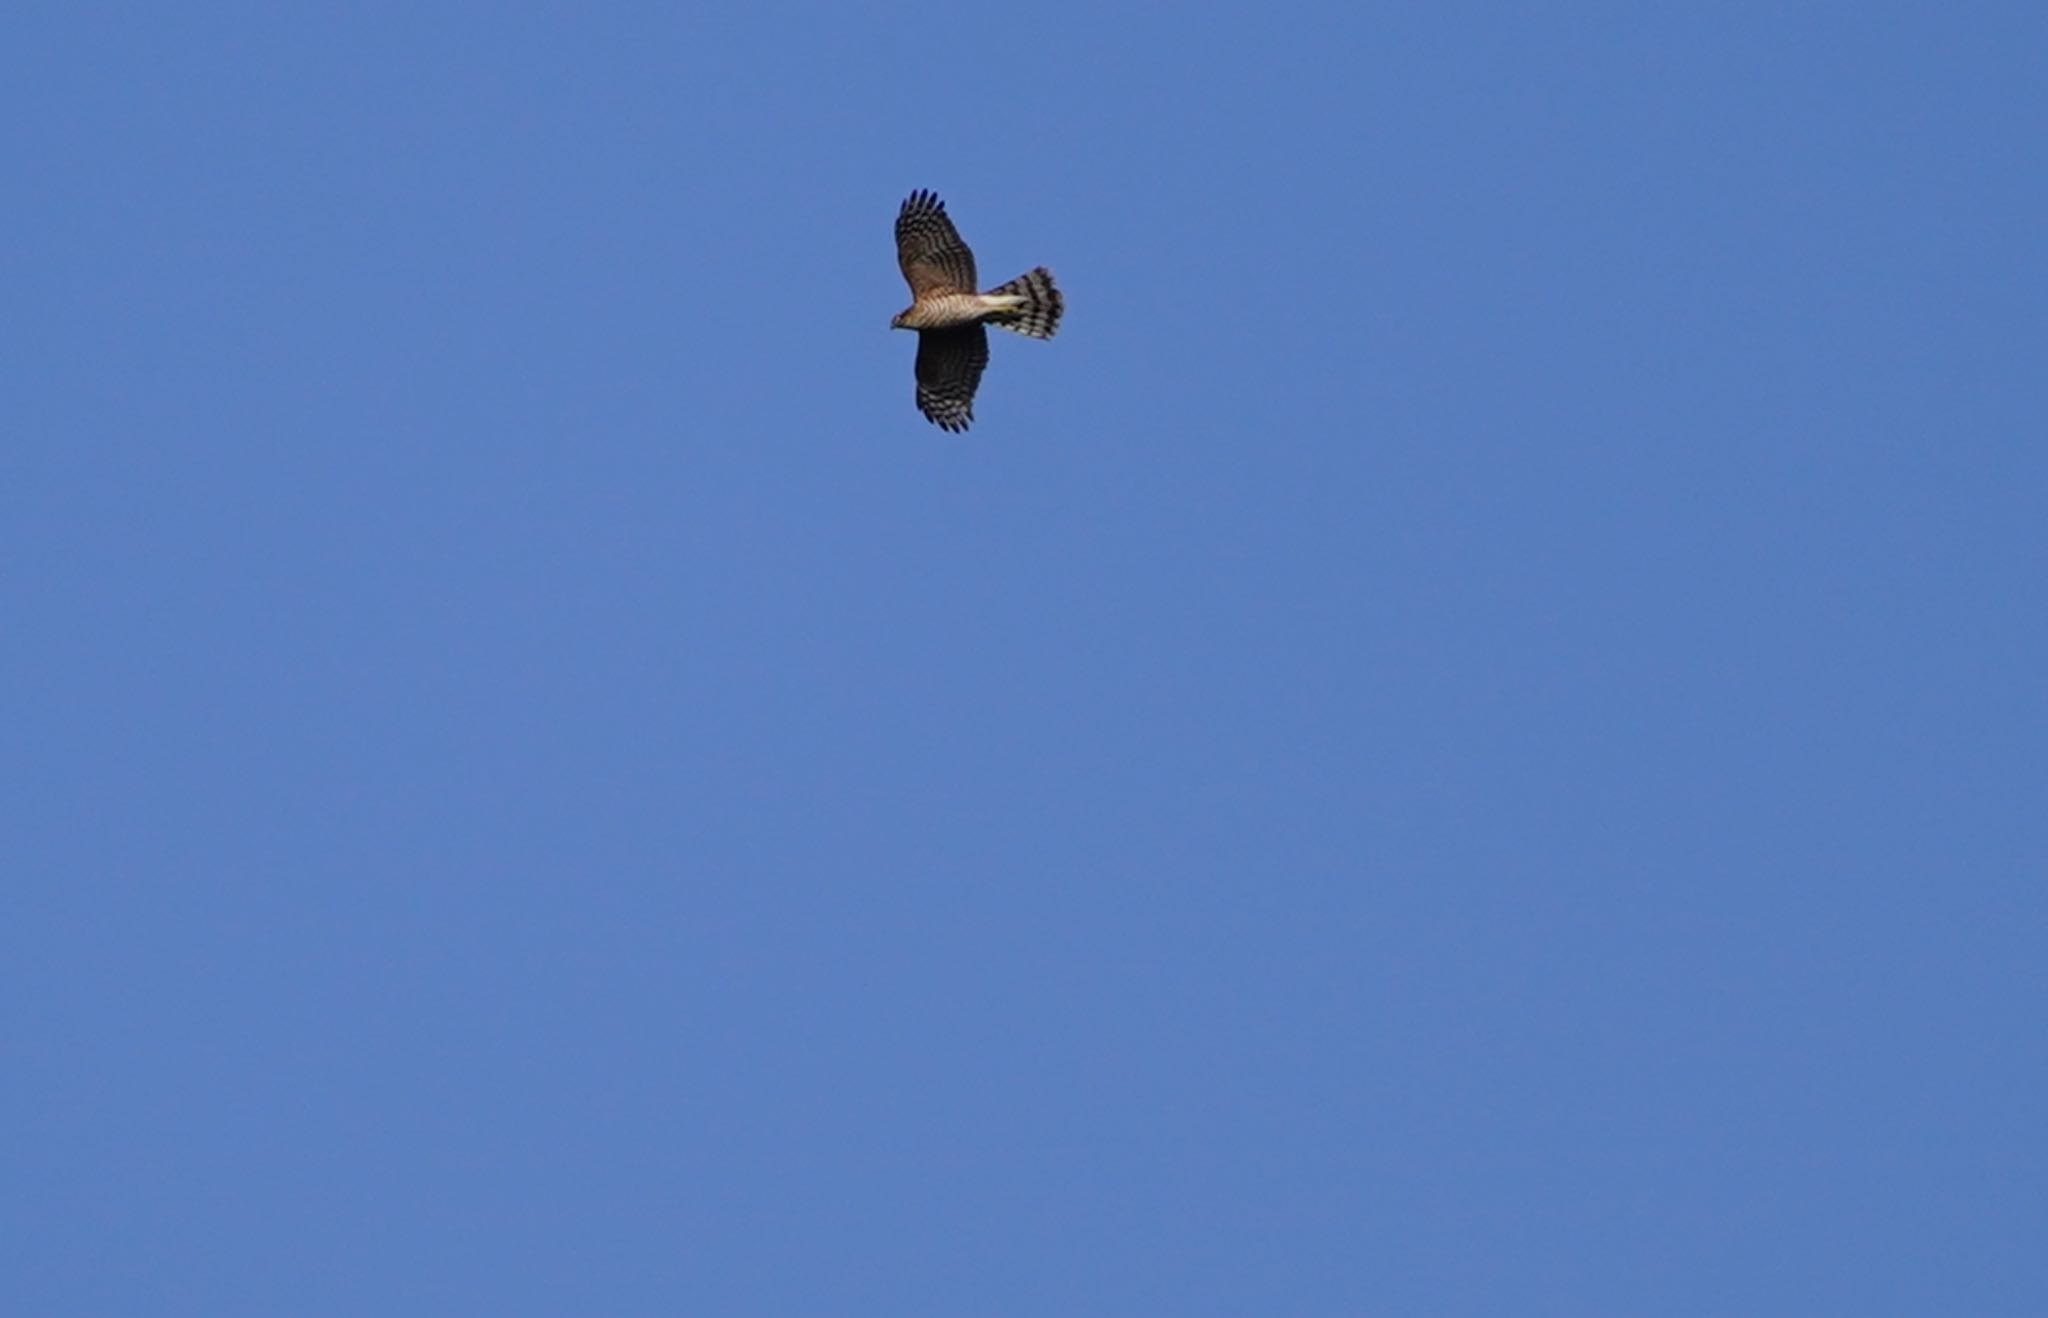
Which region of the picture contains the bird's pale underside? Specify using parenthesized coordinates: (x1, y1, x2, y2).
(891, 189, 1062, 433)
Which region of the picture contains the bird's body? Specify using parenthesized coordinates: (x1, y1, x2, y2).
(892, 292, 1018, 332)
(890, 189, 1061, 432)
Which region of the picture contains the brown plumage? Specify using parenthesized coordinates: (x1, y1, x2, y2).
(890, 189, 1062, 433)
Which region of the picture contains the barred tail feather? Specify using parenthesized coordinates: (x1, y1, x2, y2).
(987, 267, 1063, 339)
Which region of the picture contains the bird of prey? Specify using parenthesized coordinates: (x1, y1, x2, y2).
(890, 189, 1062, 432)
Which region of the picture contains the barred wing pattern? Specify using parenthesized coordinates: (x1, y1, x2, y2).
(896, 189, 977, 298)
(892, 189, 1059, 433)
(913, 325, 989, 433)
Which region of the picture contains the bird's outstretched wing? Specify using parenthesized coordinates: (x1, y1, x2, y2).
(913, 324, 988, 432)
(896, 189, 978, 298)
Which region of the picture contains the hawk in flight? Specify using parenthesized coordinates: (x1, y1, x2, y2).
(891, 189, 1062, 432)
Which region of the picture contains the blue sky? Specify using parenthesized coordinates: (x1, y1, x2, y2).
(5, 4, 2044, 1313)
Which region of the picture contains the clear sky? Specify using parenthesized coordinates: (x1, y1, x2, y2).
(5, 4, 2044, 1314)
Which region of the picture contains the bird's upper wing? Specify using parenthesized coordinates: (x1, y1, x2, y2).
(913, 324, 988, 433)
(896, 189, 978, 298)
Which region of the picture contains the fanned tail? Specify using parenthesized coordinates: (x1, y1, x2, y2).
(986, 267, 1063, 339)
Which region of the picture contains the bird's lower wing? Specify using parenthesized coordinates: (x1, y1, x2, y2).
(913, 325, 989, 433)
